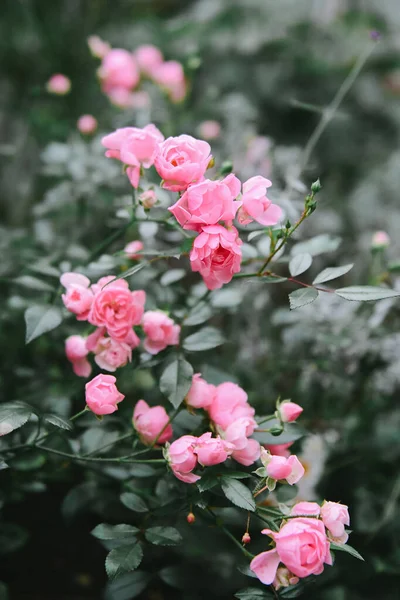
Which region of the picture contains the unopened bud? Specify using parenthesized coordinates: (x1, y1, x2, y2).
(220, 160, 233, 175)
(139, 189, 157, 210)
(242, 532, 251, 544)
(187, 512, 195, 524)
(371, 231, 390, 249)
(311, 179, 322, 193)
(270, 426, 283, 437)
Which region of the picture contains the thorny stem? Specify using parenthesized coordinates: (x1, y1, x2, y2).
(206, 508, 254, 559)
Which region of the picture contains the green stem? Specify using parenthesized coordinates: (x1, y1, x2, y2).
(206, 508, 254, 559)
(88, 215, 136, 262)
(257, 211, 308, 275)
(83, 431, 135, 457)
(37, 445, 166, 464)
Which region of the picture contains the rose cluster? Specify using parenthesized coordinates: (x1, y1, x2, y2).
(61, 272, 180, 379)
(250, 500, 350, 590)
(88, 37, 186, 108)
(102, 124, 283, 290)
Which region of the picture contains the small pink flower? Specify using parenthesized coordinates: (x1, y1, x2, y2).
(190, 224, 242, 290)
(106, 87, 135, 108)
(46, 74, 71, 95)
(88, 35, 111, 59)
(209, 382, 254, 430)
(94, 336, 133, 372)
(139, 189, 157, 209)
(264, 442, 293, 457)
(237, 176, 282, 227)
(266, 455, 292, 480)
(273, 567, 299, 590)
(133, 399, 172, 445)
(278, 401, 303, 423)
(194, 432, 234, 466)
(250, 549, 281, 585)
(198, 120, 221, 140)
(89, 280, 146, 343)
(186, 374, 216, 409)
(222, 417, 257, 450)
(372, 231, 390, 248)
(154, 134, 212, 192)
(60, 272, 93, 321)
(260, 448, 304, 485)
(124, 240, 144, 259)
(134, 45, 163, 76)
(98, 49, 139, 92)
(65, 335, 92, 378)
(231, 438, 261, 466)
(290, 501, 321, 517)
(321, 501, 350, 543)
(169, 175, 241, 231)
(77, 114, 98, 135)
(167, 435, 199, 483)
(85, 373, 125, 415)
(142, 311, 180, 355)
(152, 60, 186, 103)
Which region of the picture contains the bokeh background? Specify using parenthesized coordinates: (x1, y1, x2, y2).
(1, 0, 400, 599)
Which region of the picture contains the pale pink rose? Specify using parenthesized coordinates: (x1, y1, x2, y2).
(124, 240, 144, 259)
(266, 455, 292, 480)
(169, 175, 241, 231)
(261, 519, 332, 579)
(321, 501, 350, 543)
(261, 448, 304, 485)
(89, 282, 146, 343)
(154, 135, 212, 192)
(222, 417, 257, 450)
(198, 120, 221, 140)
(85, 326, 106, 352)
(65, 335, 92, 378)
(142, 311, 180, 355)
(186, 374, 216, 409)
(139, 189, 157, 209)
(106, 87, 135, 108)
(372, 231, 390, 248)
(98, 49, 139, 92)
(278, 401, 303, 423)
(152, 60, 186, 102)
(133, 399, 172, 445)
(71, 359, 92, 378)
(88, 35, 111, 59)
(285, 455, 305, 485)
(167, 435, 199, 483)
(273, 567, 299, 590)
(60, 272, 93, 321)
(250, 549, 281, 585)
(231, 438, 260, 466)
(134, 44, 163, 76)
(209, 382, 254, 430)
(46, 74, 71, 95)
(194, 432, 234, 466)
(190, 225, 242, 290)
(85, 373, 125, 415)
(94, 336, 132, 372)
(237, 176, 282, 227)
(290, 502, 321, 517)
(264, 442, 293, 457)
(77, 114, 98, 135)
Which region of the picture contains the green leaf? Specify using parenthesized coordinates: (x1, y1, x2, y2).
(92, 524, 140, 541)
(289, 287, 318, 310)
(234, 588, 274, 599)
(105, 542, 143, 580)
(330, 542, 364, 561)
(0, 401, 33, 436)
(221, 478, 256, 512)
(28, 262, 60, 278)
(105, 571, 151, 600)
(183, 326, 225, 352)
(120, 492, 148, 513)
(184, 301, 213, 326)
(211, 288, 243, 308)
(312, 263, 354, 285)
(160, 269, 186, 286)
(259, 275, 288, 284)
(179, 237, 195, 253)
(291, 234, 341, 257)
(14, 275, 54, 292)
(335, 286, 400, 302)
(159, 357, 193, 409)
(0, 524, 29, 555)
(10, 450, 46, 471)
(289, 253, 312, 277)
(108, 262, 147, 284)
(61, 482, 97, 520)
(253, 423, 305, 445)
(145, 526, 182, 546)
(44, 414, 73, 431)
(25, 305, 63, 344)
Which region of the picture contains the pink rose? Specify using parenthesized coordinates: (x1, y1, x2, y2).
(168, 175, 241, 231)
(142, 311, 180, 355)
(321, 501, 350, 543)
(106, 87, 135, 108)
(154, 135, 212, 192)
(260, 448, 304, 485)
(98, 49, 139, 92)
(231, 438, 261, 466)
(94, 336, 133, 372)
(194, 432, 234, 466)
(265, 442, 293, 457)
(291, 502, 321, 517)
(77, 114, 98, 135)
(124, 240, 144, 260)
(250, 549, 281, 586)
(65, 335, 92, 378)
(198, 120, 221, 140)
(209, 382, 254, 430)
(372, 230, 390, 248)
(133, 399, 172, 445)
(87, 35, 111, 59)
(190, 225, 242, 290)
(167, 435, 199, 483)
(278, 401, 303, 423)
(186, 374, 216, 409)
(46, 74, 71, 95)
(134, 44, 163, 76)
(237, 176, 282, 227)
(273, 567, 299, 591)
(85, 374, 125, 415)
(139, 189, 157, 209)
(152, 61, 186, 102)
(60, 272, 93, 321)
(221, 417, 257, 449)
(89, 280, 146, 343)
